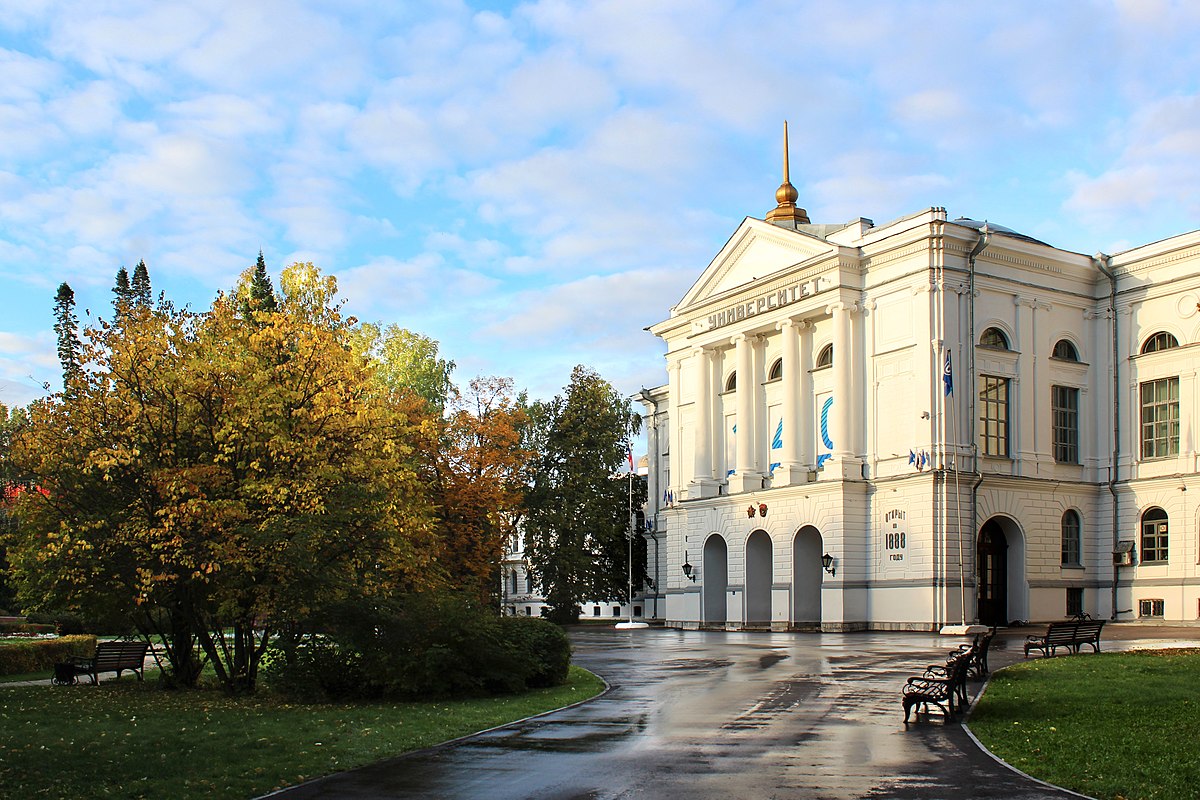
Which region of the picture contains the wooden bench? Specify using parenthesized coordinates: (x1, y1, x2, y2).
(955, 627, 996, 680)
(1024, 617, 1105, 658)
(901, 646, 974, 723)
(53, 641, 150, 685)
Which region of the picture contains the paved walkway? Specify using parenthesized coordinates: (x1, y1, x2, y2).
(267, 624, 1200, 799)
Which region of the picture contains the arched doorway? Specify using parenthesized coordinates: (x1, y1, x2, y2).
(977, 520, 1007, 626)
(792, 525, 823, 627)
(702, 534, 728, 625)
(746, 530, 772, 626)
(977, 517, 1026, 626)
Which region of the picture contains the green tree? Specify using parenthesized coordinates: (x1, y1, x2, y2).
(239, 250, 278, 318)
(359, 324, 455, 412)
(131, 260, 152, 307)
(52, 283, 81, 388)
(5, 264, 440, 693)
(112, 267, 133, 318)
(522, 366, 644, 624)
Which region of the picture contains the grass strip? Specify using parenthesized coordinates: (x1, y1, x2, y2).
(0, 664, 604, 799)
(969, 648, 1200, 800)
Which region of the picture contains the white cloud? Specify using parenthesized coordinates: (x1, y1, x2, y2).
(1063, 94, 1200, 229)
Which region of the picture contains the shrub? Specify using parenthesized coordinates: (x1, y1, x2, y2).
(259, 636, 366, 700)
(0, 635, 95, 676)
(0, 623, 55, 635)
(264, 592, 572, 701)
(501, 616, 570, 688)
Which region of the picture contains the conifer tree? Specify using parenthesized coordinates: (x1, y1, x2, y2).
(243, 250, 278, 316)
(52, 282, 81, 388)
(131, 260, 152, 307)
(112, 267, 132, 318)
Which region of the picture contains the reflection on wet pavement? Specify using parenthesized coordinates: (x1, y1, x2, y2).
(272, 627, 1099, 799)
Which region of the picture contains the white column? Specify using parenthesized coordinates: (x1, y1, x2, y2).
(735, 334, 753, 474)
(729, 333, 762, 493)
(832, 302, 854, 458)
(828, 302, 862, 479)
(693, 347, 712, 481)
(773, 318, 806, 485)
(798, 320, 814, 469)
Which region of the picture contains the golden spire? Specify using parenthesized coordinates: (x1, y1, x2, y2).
(765, 120, 810, 226)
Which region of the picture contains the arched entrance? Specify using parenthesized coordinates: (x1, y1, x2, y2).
(792, 525, 823, 627)
(977, 520, 1007, 626)
(746, 530, 772, 626)
(702, 534, 728, 625)
(977, 516, 1026, 626)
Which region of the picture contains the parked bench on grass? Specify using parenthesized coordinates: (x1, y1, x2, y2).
(901, 645, 974, 723)
(1023, 616, 1105, 658)
(53, 641, 149, 685)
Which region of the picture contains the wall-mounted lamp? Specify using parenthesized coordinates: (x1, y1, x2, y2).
(821, 553, 836, 577)
(682, 552, 697, 582)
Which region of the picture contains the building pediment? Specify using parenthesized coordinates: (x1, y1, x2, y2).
(675, 218, 836, 313)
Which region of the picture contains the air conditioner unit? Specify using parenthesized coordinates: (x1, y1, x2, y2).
(1113, 540, 1135, 566)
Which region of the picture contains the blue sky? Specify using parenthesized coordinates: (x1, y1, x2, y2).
(4, 0, 1200, 409)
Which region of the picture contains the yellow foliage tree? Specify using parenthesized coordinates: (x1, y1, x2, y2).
(4, 266, 439, 692)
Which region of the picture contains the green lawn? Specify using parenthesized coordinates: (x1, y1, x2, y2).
(969, 648, 1200, 800)
(0, 665, 605, 799)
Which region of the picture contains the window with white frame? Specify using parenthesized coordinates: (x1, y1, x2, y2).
(1139, 377, 1179, 459)
(979, 375, 1010, 457)
(1139, 598, 1165, 618)
(1140, 507, 1169, 564)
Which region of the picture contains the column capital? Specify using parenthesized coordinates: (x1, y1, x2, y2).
(826, 301, 860, 315)
(777, 317, 812, 332)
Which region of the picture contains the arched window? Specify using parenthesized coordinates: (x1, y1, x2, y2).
(815, 344, 833, 368)
(980, 327, 1010, 349)
(1052, 339, 1079, 361)
(1060, 510, 1081, 566)
(1141, 332, 1179, 354)
(1141, 507, 1169, 564)
(768, 359, 783, 380)
(725, 373, 737, 392)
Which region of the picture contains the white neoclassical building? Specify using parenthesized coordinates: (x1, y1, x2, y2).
(639, 136, 1200, 631)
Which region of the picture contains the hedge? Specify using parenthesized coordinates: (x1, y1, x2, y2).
(0, 623, 56, 635)
(0, 635, 96, 676)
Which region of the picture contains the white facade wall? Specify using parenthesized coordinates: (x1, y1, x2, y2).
(641, 207, 1200, 630)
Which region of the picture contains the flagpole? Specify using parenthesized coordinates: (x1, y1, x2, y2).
(945, 350, 966, 626)
(627, 449, 634, 626)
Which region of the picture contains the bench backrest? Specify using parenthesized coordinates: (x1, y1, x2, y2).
(1044, 622, 1079, 642)
(1074, 619, 1104, 638)
(93, 642, 149, 669)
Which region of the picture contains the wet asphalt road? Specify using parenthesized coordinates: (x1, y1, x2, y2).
(272, 626, 1089, 800)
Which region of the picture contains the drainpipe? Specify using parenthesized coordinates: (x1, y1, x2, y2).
(1093, 253, 1120, 621)
(966, 226, 991, 623)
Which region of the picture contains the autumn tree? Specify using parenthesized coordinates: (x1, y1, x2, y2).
(522, 366, 644, 624)
(52, 283, 80, 388)
(427, 376, 529, 603)
(359, 324, 455, 412)
(5, 264, 439, 693)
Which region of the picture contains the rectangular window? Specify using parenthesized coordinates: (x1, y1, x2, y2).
(1051, 385, 1079, 464)
(1140, 377, 1180, 459)
(1066, 588, 1083, 617)
(592, 606, 601, 617)
(1139, 598, 1165, 618)
(979, 375, 1010, 457)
